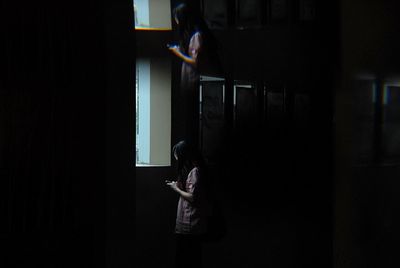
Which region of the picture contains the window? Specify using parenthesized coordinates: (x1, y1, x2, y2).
(233, 81, 257, 129)
(201, 0, 228, 29)
(136, 58, 171, 166)
(352, 76, 400, 165)
(134, 0, 173, 166)
(199, 76, 226, 164)
(136, 59, 150, 164)
(382, 82, 400, 164)
(134, 0, 172, 30)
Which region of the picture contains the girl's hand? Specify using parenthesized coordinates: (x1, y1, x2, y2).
(167, 45, 181, 55)
(165, 180, 179, 192)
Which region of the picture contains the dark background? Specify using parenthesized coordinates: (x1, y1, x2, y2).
(2, 0, 400, 267)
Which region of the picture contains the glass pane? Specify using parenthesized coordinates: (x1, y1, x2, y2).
(202, 0, 228, 29)
(134, 0, 172, 30)
(236, 0, 262, 29)
(136, 58, 171, 166)
(200, 76, 225, 164)
(382, 85, 400, 164)
(136, 59, 151, 164)
(270, 0, 288, 21)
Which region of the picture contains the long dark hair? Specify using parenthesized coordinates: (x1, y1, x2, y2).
(172, 3, 218, 54)
(172, 140, 207, 191)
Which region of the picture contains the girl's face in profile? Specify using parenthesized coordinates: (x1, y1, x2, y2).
(174, 152, 178, 160)
(174, 16, 179, 25)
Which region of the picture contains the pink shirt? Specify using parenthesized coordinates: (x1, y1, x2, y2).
(175, 167, 208, 234)
(181, 32, 202, 91)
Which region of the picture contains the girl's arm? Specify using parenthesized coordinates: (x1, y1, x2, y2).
(168, 46, 197, 66)
(168, 32, 202, 67)
(165, 180, 194, 202)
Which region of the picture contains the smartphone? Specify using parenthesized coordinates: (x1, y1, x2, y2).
(167, 43, 177, 48)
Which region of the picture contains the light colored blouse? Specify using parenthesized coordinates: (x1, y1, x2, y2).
(175, 167, 208, 234)
(181, 31, 202, 91)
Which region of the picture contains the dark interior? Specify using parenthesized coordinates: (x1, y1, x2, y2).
(2, 0, 400, 267)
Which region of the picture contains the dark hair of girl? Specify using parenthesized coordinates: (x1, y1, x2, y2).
(172, 3, 218, 54)
(172, 140, 207, 190)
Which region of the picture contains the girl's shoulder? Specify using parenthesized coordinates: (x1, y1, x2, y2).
(190, 31, 202, 41)
(188, 166, 199, 174)
(193, 30, 202, 36)
(187, 166, 200, 180)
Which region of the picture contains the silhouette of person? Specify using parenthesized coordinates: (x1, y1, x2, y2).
(165, 140, 211, 268)
(167, 3, 222, 147)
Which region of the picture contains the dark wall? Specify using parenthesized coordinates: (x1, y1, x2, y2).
(2, 0, 135, 267)
(136, 167, 177, 267)
(104, 1, 136, 267)
(1, 0, 107, 267)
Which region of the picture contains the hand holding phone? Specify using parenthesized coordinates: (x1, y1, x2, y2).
(167, 43, 179, 49)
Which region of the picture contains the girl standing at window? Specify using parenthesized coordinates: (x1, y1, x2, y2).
(167, 3, 222, 146)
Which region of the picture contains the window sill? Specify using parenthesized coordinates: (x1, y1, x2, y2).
(136, 164, 171, 168)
